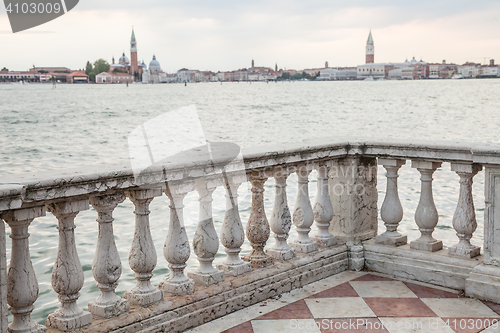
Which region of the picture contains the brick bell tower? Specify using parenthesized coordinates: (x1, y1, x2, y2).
(366, 29, 374, 64)
(130, 27, 138, 78)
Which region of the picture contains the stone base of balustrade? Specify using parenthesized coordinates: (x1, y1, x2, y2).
(11, 322, 47, 333)
(159, 278, 195, 296)
(188, 270, 225, 287)
(88, 298, 130, 319)
(410, 239, 443, 252)
(46, 309, 92, 332)
(348, 244, 365, 271)
(123, 288, 164, 307)
(364, 239, 480, 290)
(266, 247, 296, 261)
(375, 234, 407, 247)
(216, 261, 251, 277)
(448, 245, 481, 259)
(291, 240, 319, 254)
(466, 264, 500, 303)
(62, 246, 348, 333)
(312, 235, 337, 248)
(242, 252, 274, 268)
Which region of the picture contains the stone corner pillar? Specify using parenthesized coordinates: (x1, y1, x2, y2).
(329, 156, 378, 243)
(466, 165, 500, 302)
(0, 217, 8, 333)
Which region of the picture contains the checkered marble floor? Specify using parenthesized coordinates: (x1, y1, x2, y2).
(185, 271, 500, 333)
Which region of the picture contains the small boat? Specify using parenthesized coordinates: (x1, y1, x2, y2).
(364, 76, 374, 81)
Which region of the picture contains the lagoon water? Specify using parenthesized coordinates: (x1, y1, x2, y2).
(1, 79, 500, 323)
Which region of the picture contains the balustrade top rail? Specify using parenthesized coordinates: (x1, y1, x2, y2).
(1, 139, 499, 212)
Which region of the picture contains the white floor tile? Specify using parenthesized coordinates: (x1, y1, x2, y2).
(350, 281, 418, 298)
(252, 319, 321, 333)
(304, 297, 376, 318)
(380, 317, 455, 333)
(421, 298, 500, 318)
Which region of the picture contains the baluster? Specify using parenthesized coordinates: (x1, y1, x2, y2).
(89, 194, 130, 318)
(292, 164, 318, 253)
(2, 207, 46, 333)
(217, 175, 251, 276)
(267, 167, 296, 260)
(312, 162, 337, 248)
(449, 163, 483, 258)
(45, 200, 92, 331)
(123, 188, 164, 306)
(375, 159, 407, 246)
(188, 179, 224, 286)
(159, 183, 195, 295)
(410, 161, 443, 252)
(243, 171, 273, 268)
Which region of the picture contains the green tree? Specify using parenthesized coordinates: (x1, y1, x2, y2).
(85, 61, 93, 75)
(281, 72, 290, 80)
(1, 67, 8, 71)
(112, 68, 127, 73)
(93, 59, 110, 75)
(88, 72, 96, 82)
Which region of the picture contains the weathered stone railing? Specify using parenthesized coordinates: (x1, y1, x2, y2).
(1, 139, 500, 332)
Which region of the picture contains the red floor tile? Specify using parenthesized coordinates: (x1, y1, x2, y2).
(403, 282, 464, 298)
(364, 298, 438, 317)
(307, 282, 359, 298)
(221, 321, 254, 333)
(351, 274, 396, 282)
(482, 300, 500, 315)
(441, 318, 499, 333)
(255, 299, 313, 320)
(315, 318, 389, 333)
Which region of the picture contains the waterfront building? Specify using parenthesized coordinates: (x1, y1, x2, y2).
(95, 72, 134, 83)
(388, 68, 402, 79)
(366, 30, 374, 63)
(318, 68, 357, 80)
(478, 61, 500, 78)
(28, 66, 70, 73)
(0, 70, 36, 82)
(66, 71, 89, 83)
(457, 62, 481, 78)
(428, 61, 457, 79)
(357, 63, 394, 79)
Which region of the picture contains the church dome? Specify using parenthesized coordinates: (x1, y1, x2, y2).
(119, 52, 130, 65)
(140, 60, 147, 69)
(149, 55, 161, 73)
(410, 57, 417, 64)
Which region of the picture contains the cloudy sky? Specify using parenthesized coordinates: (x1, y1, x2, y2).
(2, 0, 500, 72)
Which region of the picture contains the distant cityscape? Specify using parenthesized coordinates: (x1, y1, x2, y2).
(1, 28, 499, 84)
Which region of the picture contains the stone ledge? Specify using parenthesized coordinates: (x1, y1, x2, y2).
(62, 245, 348, 333)
(364, 240, 481, 290)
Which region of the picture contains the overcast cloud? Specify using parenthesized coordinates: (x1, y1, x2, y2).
(1, 0, 499, 71)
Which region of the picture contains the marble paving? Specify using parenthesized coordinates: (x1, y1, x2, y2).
(185, 271, 500, 333)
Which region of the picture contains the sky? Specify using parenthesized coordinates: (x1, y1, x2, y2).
(1, 0, 500, 72)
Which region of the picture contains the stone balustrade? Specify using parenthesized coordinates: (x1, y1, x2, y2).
(0, 139, 500, 332)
